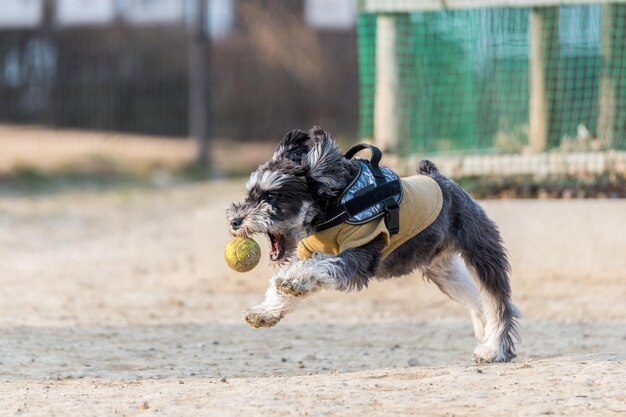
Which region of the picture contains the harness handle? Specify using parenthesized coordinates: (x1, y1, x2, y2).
(344, 143, 383, 168)
(345, 143, 386, 184)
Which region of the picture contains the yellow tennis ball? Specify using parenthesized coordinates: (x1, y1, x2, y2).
(224, 237, 261, 272)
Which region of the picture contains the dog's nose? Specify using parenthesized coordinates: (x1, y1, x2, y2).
(230, 218, 242, 230)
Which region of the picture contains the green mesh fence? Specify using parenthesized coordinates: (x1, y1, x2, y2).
(358, 3, 626, 154)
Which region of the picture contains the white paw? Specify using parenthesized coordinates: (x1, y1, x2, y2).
(473, 343, 516, 363)
(275, 278, 309, 297)
(473, 343, 497, 363)
(243, 308, 283, 328)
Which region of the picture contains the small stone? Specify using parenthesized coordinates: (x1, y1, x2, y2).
(407, 358, 420, 367)
(303, 354, 316, 361)
(178, 380, 184, 384)
(281, 357, 287, 363)
(476, 368, 483, 374)
(219, 377, 227, 383)
(139, 401, 149, 410)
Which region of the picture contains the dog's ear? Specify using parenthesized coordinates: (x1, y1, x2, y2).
(303, 126, 346, 198)
(272, 129, 311, 164)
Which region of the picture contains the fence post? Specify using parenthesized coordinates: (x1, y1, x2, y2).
(597, 4, 615, 147)
(40, 0, 56, 124)
(530, 7, 560, 152)
(529, 8, 548, 153)
(188, 0, 211, 169)
(374, 15, 401, 152)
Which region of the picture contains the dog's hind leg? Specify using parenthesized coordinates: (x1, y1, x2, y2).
(423, 252, 485, 341)
(454, 203, 521, 363)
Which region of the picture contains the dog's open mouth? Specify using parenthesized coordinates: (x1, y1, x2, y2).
(268, 233, 286, 261)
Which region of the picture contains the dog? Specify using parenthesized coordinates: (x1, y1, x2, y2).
(227, 126, 520, 363)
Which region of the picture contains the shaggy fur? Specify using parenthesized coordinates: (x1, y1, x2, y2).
(227, 127, 521, 363)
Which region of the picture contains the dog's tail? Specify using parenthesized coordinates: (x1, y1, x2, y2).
(417, 160, 439, 176)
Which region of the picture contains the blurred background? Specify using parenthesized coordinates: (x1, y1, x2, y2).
(0, 0, 362, 187)
(0, 0, 360, 136)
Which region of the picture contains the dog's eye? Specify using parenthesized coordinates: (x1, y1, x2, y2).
(265, 192, 284, 202)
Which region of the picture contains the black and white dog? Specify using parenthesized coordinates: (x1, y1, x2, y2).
(227, 127, 520, 363)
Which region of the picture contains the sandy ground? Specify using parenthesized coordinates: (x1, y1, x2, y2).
(0, 180, 625, 416)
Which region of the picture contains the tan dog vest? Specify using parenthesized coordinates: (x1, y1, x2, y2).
(297, 175, 443, 260)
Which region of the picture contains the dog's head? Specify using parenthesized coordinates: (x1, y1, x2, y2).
(226, 126, 352, 264)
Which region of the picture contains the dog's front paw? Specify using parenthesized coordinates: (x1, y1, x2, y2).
(275, 278, 308, 297)
(243, 308, 283, 328)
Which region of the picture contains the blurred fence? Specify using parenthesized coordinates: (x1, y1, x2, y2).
(0, 0, 359, 141)
(358, 1, 626, 155)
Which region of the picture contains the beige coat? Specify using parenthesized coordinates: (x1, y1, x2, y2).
(297, 175, 443, 260)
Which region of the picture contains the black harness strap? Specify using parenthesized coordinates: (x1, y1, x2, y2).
(315, 144, 401, 235)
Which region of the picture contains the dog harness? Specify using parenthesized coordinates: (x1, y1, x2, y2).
(297, 144, 443, 260)
(314, 143, 403, 234)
